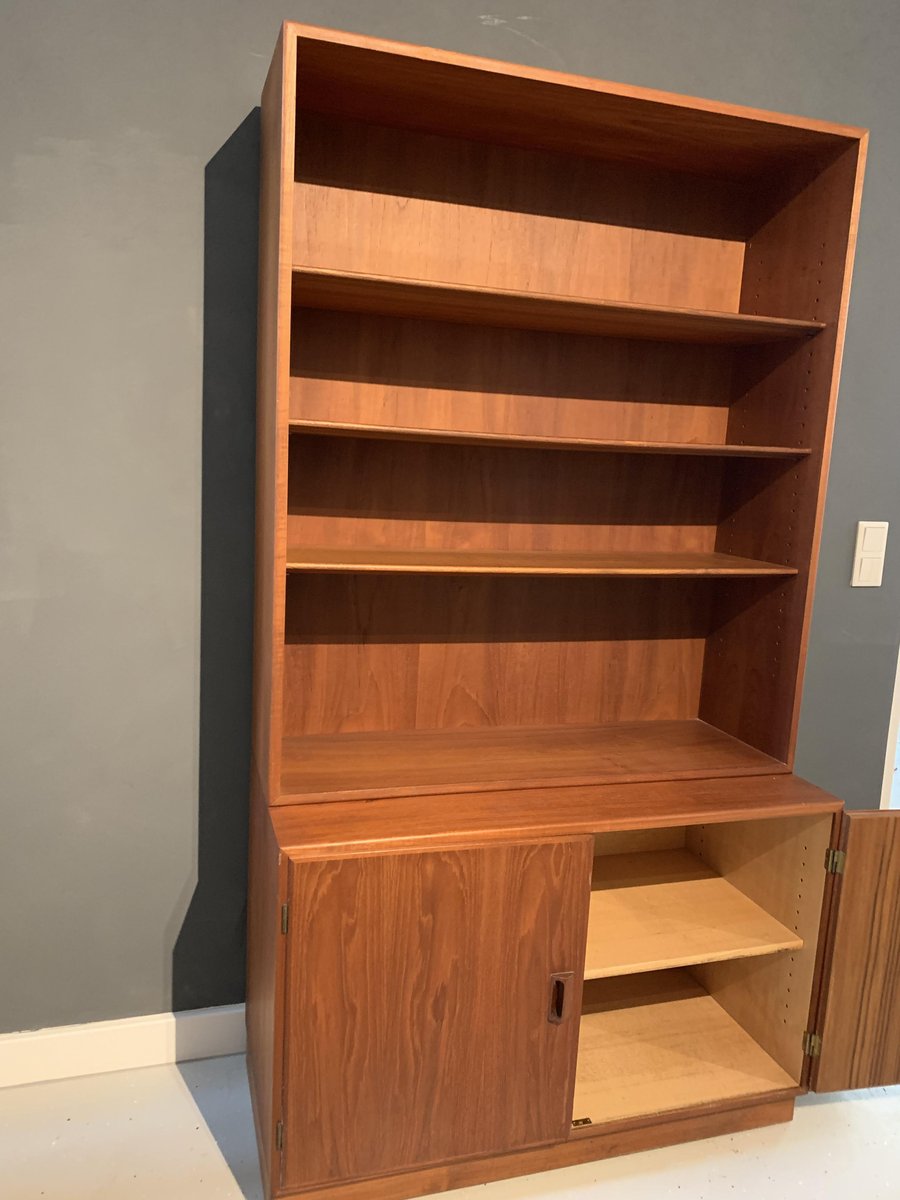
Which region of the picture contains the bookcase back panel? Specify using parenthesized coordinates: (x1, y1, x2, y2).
(282, 575, 712, 735)
(290, 310, 735, 446)
(287, 435, 723, 554)
(293, 114, 747, 311)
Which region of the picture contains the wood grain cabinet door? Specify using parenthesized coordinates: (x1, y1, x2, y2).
(813, 811, 900, 1091)
(280, 838, 592, 1191)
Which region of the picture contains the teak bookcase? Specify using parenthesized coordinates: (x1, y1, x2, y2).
(247, 23, 900, 1200)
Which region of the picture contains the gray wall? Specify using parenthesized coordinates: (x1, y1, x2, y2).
(2, 0, 899, 1034)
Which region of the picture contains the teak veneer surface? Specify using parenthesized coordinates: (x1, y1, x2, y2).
(281, 840, 590, 1189)
(271, 773, 841, 858)
(574, 971, 796, 1125)
(278, 719, 787, 803)
(292, 268, 824, 344)
(282, 574, 714, 739)
(289, 420, 810, 459)
(586, 849, 802, 978)
(273, 1099, 796, 1200)
(815, 811, 900, 1091)
(291, 22, 862, 178)
(250, 25, 871, 1200)
(284, 547, 796, 578)
(294, 111, 748, 314)
(290, 309, 738, 449)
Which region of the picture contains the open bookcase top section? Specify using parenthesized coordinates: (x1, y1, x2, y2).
(288, 22, 865, 179)
(291, 268, 825, 343)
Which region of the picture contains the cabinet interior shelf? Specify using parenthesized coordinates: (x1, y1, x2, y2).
(284, 546, 798, 578)
(279, 719, 787, 803)
(586, 848, 802, 979)
(292, 266, 825, 344)
(289, 419, 811, 460)
(574, 970, 796, 1126)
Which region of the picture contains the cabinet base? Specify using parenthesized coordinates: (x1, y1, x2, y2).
(273, 1095, 795, 1200)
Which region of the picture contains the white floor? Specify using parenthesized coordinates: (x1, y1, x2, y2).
(1, 1057, 898, 1200)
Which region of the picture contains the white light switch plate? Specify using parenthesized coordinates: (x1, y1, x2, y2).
(852, 520, 889, 587)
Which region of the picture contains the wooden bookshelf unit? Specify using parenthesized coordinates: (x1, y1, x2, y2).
(247, 23, 900, 1200)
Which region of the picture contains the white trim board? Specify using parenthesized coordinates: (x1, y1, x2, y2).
(881, 645, 900, 809)
(0, 1003, 246, 1089)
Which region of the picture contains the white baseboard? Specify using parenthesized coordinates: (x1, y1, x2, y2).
(0, 1003, 246, 1089)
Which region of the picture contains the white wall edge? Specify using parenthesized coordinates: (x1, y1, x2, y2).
(0, 1003, 246, 1090)
(880, 644, 900, 809)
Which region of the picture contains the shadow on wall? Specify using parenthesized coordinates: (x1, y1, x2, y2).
(172, 111, 260, 1013)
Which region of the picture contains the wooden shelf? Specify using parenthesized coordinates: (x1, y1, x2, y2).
(292, 267, 825, 344)
(586, 849, 802, 979)
(285, 547, 797, 578)
(289, 419, 811, 460)
(573, 970, 796, 1125)
(279, 719, 786, 803)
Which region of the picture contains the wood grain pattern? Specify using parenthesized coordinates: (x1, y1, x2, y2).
(270, 1096, 795, 1200)
(290, 309, 736, 448)
(280, 839, 592, 1189)
(252, 26, 293, 804)
(586, 849, 802, 978)
(689, 813, 834, 1079)
(294, 112, 746, 311)
(248, 30, 293, 1195)
(272, 773, 839, 861)
(246, 790, 288, 1196)
(278, 720, 785, 804)
(814, 811, 900, 1091)
(285, 547, 796, 577)
(701, 144, 868, 764)
(291, 21, 860, 177)
(282, 574, 713, 737)
(286, 433, 725, 555)
(289, 419, 810, 460)
(574, 971, 796, 1124)
(293, 267, 823, 343)
(249, 26, 870, 1199)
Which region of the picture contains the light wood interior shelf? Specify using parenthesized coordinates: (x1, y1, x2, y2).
(279, 720, 787, 803)
(586, 849, 802, 979)
(573, 970, 797, 1125)
(292, 267, 825, 344)
(285, 547, 798, 578)
(289, 419, 811, 460)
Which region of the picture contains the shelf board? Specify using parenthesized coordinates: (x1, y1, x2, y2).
(292, 266, 825, 344)
(285, 546, 798, 578)
(289, 419, 811, 460)
(586, 849, 802, 979)
(573, 970, 796, 1125)
(279, 719, 786, 804)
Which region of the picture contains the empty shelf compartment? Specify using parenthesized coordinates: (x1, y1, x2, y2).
(585, 847, 802, 978)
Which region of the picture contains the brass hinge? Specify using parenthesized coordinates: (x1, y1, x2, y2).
(803, 1031, 822, 1058)
(276, 1120, 284, 1151)
(281, 903, 289, 934)
(824, 848, 847, 875)
(572, 1117, 593, 1128)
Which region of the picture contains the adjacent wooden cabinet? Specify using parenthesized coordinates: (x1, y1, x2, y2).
(247, 22, 900, 1200)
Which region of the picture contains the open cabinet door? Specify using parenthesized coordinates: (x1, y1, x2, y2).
(813, 811, 900, 1091)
